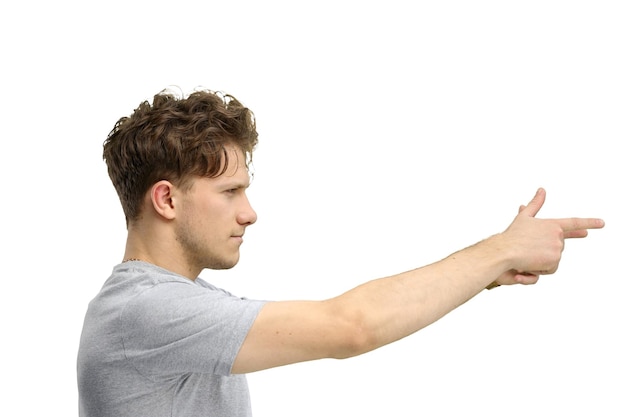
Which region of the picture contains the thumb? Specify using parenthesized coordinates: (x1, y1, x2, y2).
(520, 188, 546, 218)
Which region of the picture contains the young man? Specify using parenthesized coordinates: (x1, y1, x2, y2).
(77, 89, 604, 417)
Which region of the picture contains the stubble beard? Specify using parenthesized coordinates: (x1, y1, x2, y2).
(176, 221, 239, 271)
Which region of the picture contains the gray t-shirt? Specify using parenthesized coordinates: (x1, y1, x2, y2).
(77, 261, 266, 417)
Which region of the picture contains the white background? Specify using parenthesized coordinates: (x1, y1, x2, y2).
(1, 1, 624, 416)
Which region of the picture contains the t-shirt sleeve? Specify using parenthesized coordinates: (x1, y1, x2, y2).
(120, 281, 265, 377)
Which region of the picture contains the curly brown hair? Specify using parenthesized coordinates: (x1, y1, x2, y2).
(103, 89, 258, 223)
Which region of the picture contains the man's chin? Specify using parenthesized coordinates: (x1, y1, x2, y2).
(210, 264, 237, 271)
(205, 256, 239, 271)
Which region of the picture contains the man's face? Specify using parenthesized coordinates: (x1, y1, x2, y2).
(175, 145, 257, 270)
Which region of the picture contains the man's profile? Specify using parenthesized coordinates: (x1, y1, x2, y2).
(77, 88, 604, 417)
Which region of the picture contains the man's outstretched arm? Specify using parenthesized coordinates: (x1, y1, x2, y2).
(232, 188, 604, 374)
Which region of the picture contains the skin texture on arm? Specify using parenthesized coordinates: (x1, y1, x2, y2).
(231, 189, 604, 374)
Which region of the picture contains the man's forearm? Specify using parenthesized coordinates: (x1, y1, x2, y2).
(335, 234, 511, 354)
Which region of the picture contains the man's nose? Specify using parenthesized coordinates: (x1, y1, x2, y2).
(238, 195, 257, 226)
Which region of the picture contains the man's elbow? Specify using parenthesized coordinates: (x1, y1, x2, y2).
(327, 306, 380, 360)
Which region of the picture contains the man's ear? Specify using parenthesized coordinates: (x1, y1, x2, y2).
(150, 180, 177, 220)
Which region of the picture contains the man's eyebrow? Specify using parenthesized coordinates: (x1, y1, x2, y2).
(222, 180, 251, 189)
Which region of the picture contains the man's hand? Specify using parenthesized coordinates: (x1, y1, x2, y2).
(491, 188, 604, 287)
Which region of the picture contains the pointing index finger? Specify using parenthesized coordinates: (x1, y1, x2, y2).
(559, 217, 605, 238)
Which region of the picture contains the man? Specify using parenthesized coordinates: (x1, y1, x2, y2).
(77, 88, 604, 416)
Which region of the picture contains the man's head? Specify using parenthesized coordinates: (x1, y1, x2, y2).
(103, 89, 258, 224)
